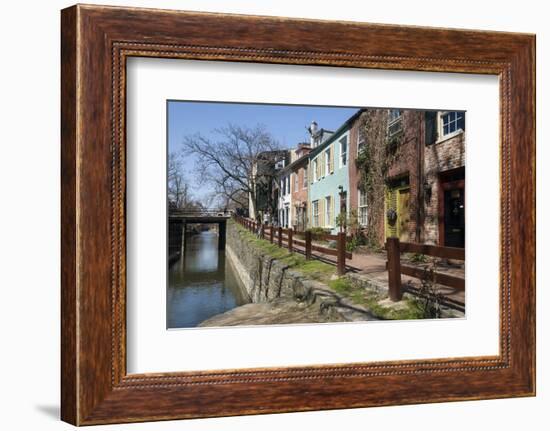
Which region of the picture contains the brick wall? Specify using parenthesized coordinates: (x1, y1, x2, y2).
(423, 131, 466, 244)
(385, 110, 423, 243)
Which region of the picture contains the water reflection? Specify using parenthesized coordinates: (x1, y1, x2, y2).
(167, 230, 247, 328)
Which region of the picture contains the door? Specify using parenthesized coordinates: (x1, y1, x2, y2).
(397, 188, 410, 242)
(443, 187, 465, 247)
(385, 185, 410, 240)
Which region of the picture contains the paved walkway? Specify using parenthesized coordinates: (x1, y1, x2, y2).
(285, 238, 465, 309)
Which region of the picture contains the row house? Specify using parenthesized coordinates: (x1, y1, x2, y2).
(423, 111, 465, 247)
(269, 108, 465, 247)
(289, 144, 311, 231)
(346, 108, 465, 248)
(378, 109, 465, 248)
(307, 112, 364, 234)
(249, 150, 289, 223)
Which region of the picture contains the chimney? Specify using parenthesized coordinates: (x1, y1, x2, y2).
(308, 121, 319, 146)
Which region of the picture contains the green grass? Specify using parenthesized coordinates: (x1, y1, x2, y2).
(234, 221, 425, 320)
(234, 221, 336, 282)
(328, 278, 426, 320)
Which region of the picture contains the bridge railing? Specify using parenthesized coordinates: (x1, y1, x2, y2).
(169, 208, 233, 217)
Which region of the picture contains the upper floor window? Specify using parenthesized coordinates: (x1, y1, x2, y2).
(313, 159, 318, 182)
(293, 173, 298, 193)
(441, 111, 465, 136)
(339, 136, 348, 168)
(325, 147, 332, 175)
(303, 167, 308, 189)
(357, 133, 366, 156)
(286, 175, 290, 195)
(387, 109, 403, 136)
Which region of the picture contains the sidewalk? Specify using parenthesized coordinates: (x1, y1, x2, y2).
(288, 238, 465, 309)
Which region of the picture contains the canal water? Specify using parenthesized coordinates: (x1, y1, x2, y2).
(167, 230, 248, 328)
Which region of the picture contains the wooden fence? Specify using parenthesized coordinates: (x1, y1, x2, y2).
(385, 237, 465, 301)
(234, 215, 351, 275)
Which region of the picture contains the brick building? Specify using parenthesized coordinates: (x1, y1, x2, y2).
(423, 111, 465, 247)
(288, 144, 311, 231)
(349, 109, 465, 248)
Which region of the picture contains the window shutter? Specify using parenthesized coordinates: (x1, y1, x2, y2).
(329, 147, 334, 173)
(425, 111, 438, 145)
(320, 199, 325, 227)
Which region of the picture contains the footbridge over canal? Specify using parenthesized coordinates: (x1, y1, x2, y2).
(168, 208, 232, 262)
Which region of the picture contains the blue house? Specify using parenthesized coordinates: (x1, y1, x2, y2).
(307, 113, 358, 234)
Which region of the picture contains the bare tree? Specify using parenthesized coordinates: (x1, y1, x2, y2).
(168, 152, 189, 209)
(181, 124, 283, 219)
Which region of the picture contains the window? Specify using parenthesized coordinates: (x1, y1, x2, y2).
(286, 175, 290, 195)
(325, 147, 332, 175)
(284, 207, 289, 228)
(294, 173, 298, 193)
(339, 136, 348, 167)
(441, 111, 465, 136)
(388, 109, 402, 136)
(358, 189, 368, 226)
(312, 200, 319, 227)
(357, 134, 366, 156)
(325, 196, 332, 227)
(313, 159, 318, 182)
(280, 178, 285, 195)
(303, 167, 307, 189)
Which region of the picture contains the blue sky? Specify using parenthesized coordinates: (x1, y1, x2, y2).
(167, 101, 358, 203)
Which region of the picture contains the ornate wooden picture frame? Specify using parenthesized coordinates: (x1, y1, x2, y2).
(61, 4, 535, 425)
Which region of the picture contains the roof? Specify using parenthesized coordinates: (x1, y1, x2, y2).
(308, 108, 365, 158)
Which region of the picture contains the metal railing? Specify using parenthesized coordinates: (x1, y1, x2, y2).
(169, 208, 232, 217)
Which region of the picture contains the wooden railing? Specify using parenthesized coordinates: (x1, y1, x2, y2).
(385, 237, 465, 301)
(234, 215, 351, 275)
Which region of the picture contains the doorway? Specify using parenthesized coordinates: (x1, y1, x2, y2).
(438, 168, 465, 248)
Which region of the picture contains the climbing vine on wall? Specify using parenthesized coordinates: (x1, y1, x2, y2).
(355, 109, 403, 248)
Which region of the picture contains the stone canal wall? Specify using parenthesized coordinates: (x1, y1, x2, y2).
(226, 222, 304, 303)
(216, 221, 377, 325)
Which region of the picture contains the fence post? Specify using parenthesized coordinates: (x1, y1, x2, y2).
(305, 230, 312, 260)
(270, 225, 274, 243)
(278, 227, 282, 248)
(337, 231, 346, 276)
(386, 237, 403, 301)
(288, 228, 293, 252)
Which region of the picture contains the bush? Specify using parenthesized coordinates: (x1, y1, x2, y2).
(307, 227, 330, 236)
(346, 233, 367, 252)
(409, 252, 428, 263)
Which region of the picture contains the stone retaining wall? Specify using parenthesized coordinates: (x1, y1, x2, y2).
(226, 221, 377, 322)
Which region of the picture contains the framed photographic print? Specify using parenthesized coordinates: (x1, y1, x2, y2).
(61, 4, 535, 425)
